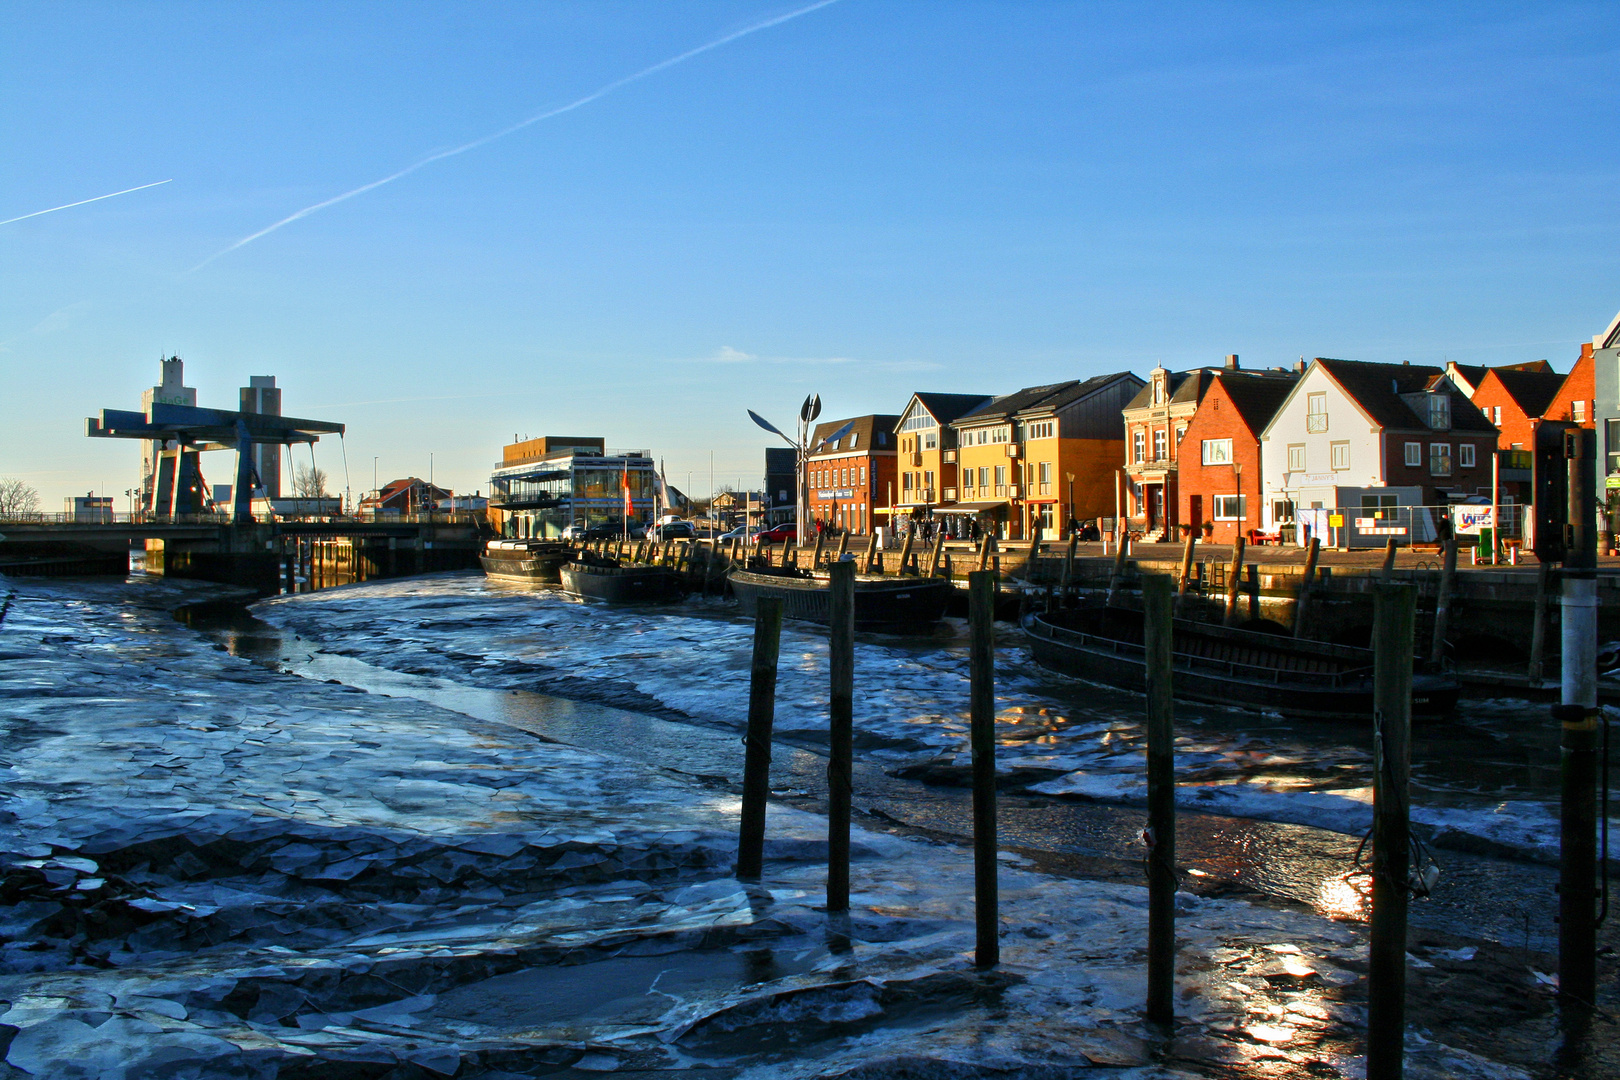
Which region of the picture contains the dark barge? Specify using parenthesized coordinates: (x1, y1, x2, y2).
(1024, 604, 1460, 722)
(479, 540, 574, 584)
(728, 565, 952, 632)
(558, 556, 684, 604)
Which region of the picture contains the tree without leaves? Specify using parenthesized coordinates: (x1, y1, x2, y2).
(292, 464, 328, 499)
(0, 478, 41, 517)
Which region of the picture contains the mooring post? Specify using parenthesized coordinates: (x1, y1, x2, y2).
(968, 569, 999, 968)
(1222, 535, 1246, 626)
(836, 530, 849, 561)
(1293, 536, 1320, 638)
(863, 532, 879, 575)
(1430, 537, 1457, 664)
(896, 528, 914, 577)
(1382, 537, 1398, 579)
(737, 597, 783, 881)
(811, 531, 826, 569)
(928, 533, 945, 578)
(1024, 525, 1042, 584)
(977, 533, 993, 571)
(1368, 582, 1416, 1080)
(1175, 530, 1197, 612)
(1528, 560, 1551, 684)
(1062, 532, 1079, 603)
(826, 559, 855, 912)
(1143, 572, 1176, 1025)
(1106, 530, 1129, 607)
(1558, 425, 1599, 1022)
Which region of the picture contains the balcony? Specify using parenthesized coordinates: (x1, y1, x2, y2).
(910, 452, 924, 467)
(1306, 414, 1328, 434)
(1008, 484, 1021, 498)
(942, 450, 957, 463)
(1005, 444, 1020, 458)
(944, 487, 957, 501)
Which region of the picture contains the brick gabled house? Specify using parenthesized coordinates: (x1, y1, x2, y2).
(1259, 359, 1497, 546)
(1121, 365, 1220, 539)
(1545, 343, 1597, 429)
(806, 414, 899, 537)
(1175, 369, 1299, 545)
(1437, 359, 1553, 399)
(1468, 367, 1565, 451)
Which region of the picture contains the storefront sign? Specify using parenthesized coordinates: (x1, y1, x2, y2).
(815, 489, 855, 500)
(1453, 507, 1493, 535)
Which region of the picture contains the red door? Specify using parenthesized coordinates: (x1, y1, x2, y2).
(1188, 494, 1202, 532)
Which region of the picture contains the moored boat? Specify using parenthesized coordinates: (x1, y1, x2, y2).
(479, 540, 574, 583)
(558, 555, 684, 604)
(728, 565, 952, 632)
(1024, 604, 1459, 722)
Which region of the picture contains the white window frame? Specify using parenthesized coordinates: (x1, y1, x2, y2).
(1213, 494, 1247, 520)
(1404, 441, 1422, 467)
(1307, 392, 1328, 433)
(1429, 442, 1452, 477)
(1201, 438, 1232, 465)
(848, 432, 858, 448)
(1133, 431, 1145, 463)
(1428, 394, 1451, 430)
(1573, 400, 1586, 423)
(1459, 443, 1476, 469)
(1330, 441, 1350, 471)
(1152, 429, 1167, 461)
(1287, 443, 1305, 472)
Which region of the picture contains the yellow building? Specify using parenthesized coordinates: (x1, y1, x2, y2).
(948, 374, 1144, 540)
(888, 393, 993, 528)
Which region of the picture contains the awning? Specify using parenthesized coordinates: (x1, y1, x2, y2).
(949, 500, 1010, 512)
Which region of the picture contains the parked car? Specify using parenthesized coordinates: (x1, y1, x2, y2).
(718, 525, 755, 541)
(577, 519, 646, 540)
(653, 521, 696, 541)
(755, 523, 797, 544)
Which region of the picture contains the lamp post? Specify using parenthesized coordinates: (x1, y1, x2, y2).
(372, 457, 378, 501)
(748, 396, 852, 546)
(1065, 472, 1075, 537)
(1233, 460, 1244, 544)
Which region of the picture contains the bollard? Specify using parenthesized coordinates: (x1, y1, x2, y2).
(1222, 535, 1246, 626)
(1176, 530, 1197, 608)
(977, 533, 993, 571)
(826, 559, 855, 912)
(968, 570, 999, 969)
(928, 534, 945, 578)
(811, 531, 825, 569)
(1024, 526, 1042, 584)
(1368, 583, 1416, 1080)
(1143, 574, 1176, 1025)
(736, 598, 783, 880)
(1106, 531, 1129, 607)
(1293, 537, 1320, 638)
(1063, 532, 1079, 603)
(896, 529, 914, 577)
(1382, 537, 1397, 579)
(836, 530, 849, 560)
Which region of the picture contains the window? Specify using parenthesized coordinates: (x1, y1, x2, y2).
(1287, 444, 1306, 472)
(1573, 400, 1587, 423)
(991, 426, 1010, 444)
(978, 466, 990, 489)
(860, 466, 867, 484)
(902, 472, 913, 491)
(1459, 443, 1476, 469)
(924, 470, 935, 490)
(848, 432, 858, 448)
(1492, 406, 1502, 425)
(1175, 426, 1186, 448)
(1272, 499, 1295, 523)
(1038, 460, 1052, 488)
(1609, 418, 1620, 475)
(1361, 493, 1398, 517)
(1133, 431, 1145, 462)
(1429, 443, 1452, 477)
(924, 431, 938, 450)
(1307, 392, 1328, 433)
(878, 432, 888, 447)
(830, 439, 839, 450)
(1201, 438, 1232, 465)
(1024, 420, 1054, 440)
(900, 412, 932, 432)
(1213, 495, 1247, 520)
(962, 471, 975, 493)
(1152, 430, 1167, 460)
(1331, 441, 1350, 471)
(994, 465, 1007, 493)
(1405, 441, 1422, 467)
(1427, 393, 1450, 430)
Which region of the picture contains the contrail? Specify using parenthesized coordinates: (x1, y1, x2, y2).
(0, 179, 172, 227)
(193, 0, 841, 271)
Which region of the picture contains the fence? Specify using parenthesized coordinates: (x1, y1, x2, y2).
(0, 510, 487, 527)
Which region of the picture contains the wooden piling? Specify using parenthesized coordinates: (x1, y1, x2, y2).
(811, 531, 825, 569)
(1106, 528, 1130, 607)
(968, 569, 999, 969)
(977, 533, 993, 571)
(1430, 538, 1457, 663)
(1528, 560, 1550, 684)
(1293, 537, 1320, 638)
(1024, 526, 1042, 583)
(1175, 531, 1197, 610)
(1368, 583, 1416, 1080)
(1382, 537, 1398, 579)
(826, 559, 855, 912)
(1062, 533, 1079, 602)
(1143, 573, 1176, 1025)
(836, 530, 849, 560)
(1222, 536, 1246, 626)
(896, 528, 914, 577)
(863, 532, 879, 575)
(928, 534, 945, 578)
(736, 597, 783, 880)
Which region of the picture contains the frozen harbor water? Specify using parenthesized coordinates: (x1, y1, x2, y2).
(0, 574, 1602, 1077)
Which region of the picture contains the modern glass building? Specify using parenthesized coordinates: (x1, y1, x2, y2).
(489, 436, 657, 538)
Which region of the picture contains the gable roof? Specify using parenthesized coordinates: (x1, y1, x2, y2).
(809, 414, 899, 453)
(1314, 358, 1496, 433)
(1479, 367, 1565, 419)
(1123, 369, 1213, 411)
(955, 372, 1140, 424)
(1214, 371, 1301, 434)
(1599, 308, 1620, 350)
(906, 392, 993, 426)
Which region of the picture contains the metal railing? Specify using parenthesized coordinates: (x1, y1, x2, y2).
(0, 510, 487, 527)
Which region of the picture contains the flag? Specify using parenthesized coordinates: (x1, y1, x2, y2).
(623, 464, 633, 520)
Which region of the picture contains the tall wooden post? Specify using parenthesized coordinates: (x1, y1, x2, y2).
(896, 528, 914, 577)
(977, 532, 993, 571)
(1024, 525, 1042, 583)
(826, 559, 855, 912)
(1382, 537, 1398, 579)
(1175, 531, 1197, 612)
(1062, 532, 1079, 602)
(968, 570, 999, 968)
(1143, 573, 1176, 1025)
(1222, 535, 1246, 626)
(836, 530, 849, 560)
(863, 532, 879, 574)
(1368, 583, 1416, 1080)
(736, 598, 783, 880)
(1528, 560, 1550, 684)
(1293, 537, 1320, 638)
(1106, 528, 1129, 607)
(811, 531, 826, 569)
(1430, 537, 1457, 664)
(928, 533, 944, 577)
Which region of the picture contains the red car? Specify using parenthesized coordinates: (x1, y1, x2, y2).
(755, 523, 797, 543)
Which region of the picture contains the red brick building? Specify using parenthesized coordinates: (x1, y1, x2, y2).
(1175, 369, 1299, 544)
(1469, 367, 1564, 450)
(1545, 344, 1596, 429)
(805, 414, 899, 537)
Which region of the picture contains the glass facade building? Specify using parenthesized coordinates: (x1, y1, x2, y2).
(489, 437, 657, 538)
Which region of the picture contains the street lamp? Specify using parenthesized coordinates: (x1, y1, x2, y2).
(1233, 460, 1244, 543)
(748, 395, 852, 544)
(1065, 472, 1075, 537)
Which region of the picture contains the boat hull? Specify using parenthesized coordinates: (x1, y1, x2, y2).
(558, 562, 684, 604)
(728, 568, 952, 631)
(1025, 607, 1459, 723)
(480, 541, 573, 583)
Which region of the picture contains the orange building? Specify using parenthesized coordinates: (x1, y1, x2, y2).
(1468, 367, 1565, 450)
(1545, 343, 1596, 429)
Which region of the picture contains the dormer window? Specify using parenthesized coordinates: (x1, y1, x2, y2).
(848, 432, 858, 448)
(1152, 378, 1164, 405)
(1427, 393, 1451, 431)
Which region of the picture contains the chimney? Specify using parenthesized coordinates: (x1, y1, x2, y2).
(1224, 354, 1240, 370)
(1293, 359, 1306, 373)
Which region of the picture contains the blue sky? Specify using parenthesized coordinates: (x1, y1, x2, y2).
(3, 1, 1617, 507)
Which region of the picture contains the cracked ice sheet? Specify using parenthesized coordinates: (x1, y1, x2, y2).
(0, 577, 1529, 1079)
(255, 573, 1616, 863)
